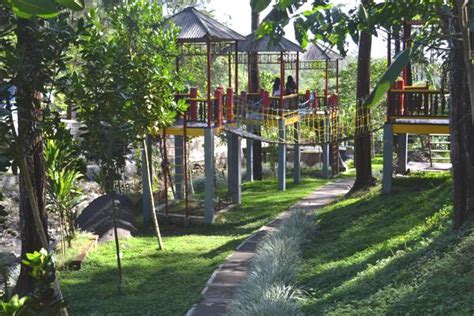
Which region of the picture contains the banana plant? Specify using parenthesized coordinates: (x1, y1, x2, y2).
(1, 0, 84, 18)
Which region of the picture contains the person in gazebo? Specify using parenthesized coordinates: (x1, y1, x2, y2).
(272, 77, 281, 96)
(285, 75, 297, 95)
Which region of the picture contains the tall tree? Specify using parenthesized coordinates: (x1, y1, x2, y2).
(0, 0, 84, 305)
(353, 0, 375, 189)
(450, 0, 474, 228)
(250, 1, 263, 180)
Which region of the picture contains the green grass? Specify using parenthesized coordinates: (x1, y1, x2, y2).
(299, 172, 474, 315)
(60, 177, 328, 315)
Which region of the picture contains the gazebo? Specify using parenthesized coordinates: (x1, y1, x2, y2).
(169, 6, 245, 128)
(160, 7, 245, 224)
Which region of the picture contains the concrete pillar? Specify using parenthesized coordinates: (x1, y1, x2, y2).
(397, 133, 408, 174)
(293, 122, 301, 184)
(227, 132, 242, 204)
(204, 128, 215, 224)
(322, 117, 330, 179)
(278, 119, 287, 191)
(141, 148, 151, 227)
(174, 135, 184, 199)
(246, 125, 254, 182)
(383, 124, 394, 194)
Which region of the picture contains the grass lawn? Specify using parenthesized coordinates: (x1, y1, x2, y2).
(299, 172, 474, 315)
(59, 176, 328, 315)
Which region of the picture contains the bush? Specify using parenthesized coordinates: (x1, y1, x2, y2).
(228, 210, 315, 316)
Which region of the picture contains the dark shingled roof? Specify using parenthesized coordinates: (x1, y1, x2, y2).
(168, 7, 245, 43)
(237, 32, 304, 53)
(303, 43, 342, 61)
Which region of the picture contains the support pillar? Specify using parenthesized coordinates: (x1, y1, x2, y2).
(204, 128, 215, 224)
(293, 122, 301, 184)
(397, 133, 408, 174)
(322, 117, 330, 179)
(246, 125, 254, 182)
(174, 135, 184, 199)
(141, 148, 151, 227)
(227, 132, 242, 204)
(278, 119, 287, 191)
(383, 124, 394, 194)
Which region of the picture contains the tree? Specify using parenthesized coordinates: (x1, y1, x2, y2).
(160, 0, 210, 15)
(0, 1, 83, 297)
(450, 0, 474, 228)
(353, 0, 375, 189)
(250, 0, 263, 180)
(71, 0, 186, 248)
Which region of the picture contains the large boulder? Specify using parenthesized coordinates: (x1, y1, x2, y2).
(76, 194, 137, 243)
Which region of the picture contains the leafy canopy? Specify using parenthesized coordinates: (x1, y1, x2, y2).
(1, 0, 84, 19)
(70, 0, 186, 192)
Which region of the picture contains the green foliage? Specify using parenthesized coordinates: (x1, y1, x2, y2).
(3, 0, 84, 19)
(71, 0, 186, 193)
(1, 249, 65, 315)
(20, 248, 66, 313)
(1, 294, 28, 316)
(43, 117, 85, 174)
(43, 118, 84, 249)
(364, 45, 418, 108)
(0, 2, 81, 174)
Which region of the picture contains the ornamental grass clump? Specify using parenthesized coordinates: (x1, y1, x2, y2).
(228, 209, 315, 316)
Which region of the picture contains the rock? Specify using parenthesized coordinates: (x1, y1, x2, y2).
(75, 194, 137, 243)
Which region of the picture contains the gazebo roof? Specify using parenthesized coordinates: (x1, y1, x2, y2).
(168, 7, 245, 43)
(236, 32, 304, 53)
(303, 43, 342, 61)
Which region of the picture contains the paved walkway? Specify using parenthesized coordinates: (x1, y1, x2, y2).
(186, 178, 354, 316)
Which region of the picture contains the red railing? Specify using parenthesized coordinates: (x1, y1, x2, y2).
(175, 87, 226, 127)
(388, 89, 449, 120)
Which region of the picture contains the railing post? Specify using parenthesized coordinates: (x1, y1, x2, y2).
(240, 91, 247, 123)
(214, 88, 223, 127)
(226, 87, 234, 122)
(313, 90, 319, 110)
(261, 90, 270, 115)
(189, 87, 198, 121)
(305, 89, 311, 103)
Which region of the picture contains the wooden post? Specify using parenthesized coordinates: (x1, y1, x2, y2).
(228, 51, 232, 88)
(189, 87, 198, 121)
(214, 88, 223, 127)
(226, 87, 234, 122)
(207, 39, 212, 128)
(325, 60, 329, 110)
(235, 41, 239, 95)
(336, 60, 339, 95)
(280, 51, 285, 116)
(247, 52, 251, 93)
(296, 51, 300, 93)
(262, 90, 270, 115)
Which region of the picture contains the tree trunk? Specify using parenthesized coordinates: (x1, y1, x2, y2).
(353, 0, 375, 190)
(14, 19, 49, 295)
(450, 2, 474, 229)
(250, 8, 263, 180)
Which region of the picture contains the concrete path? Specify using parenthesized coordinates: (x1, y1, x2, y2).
(186, 178, 354, 316)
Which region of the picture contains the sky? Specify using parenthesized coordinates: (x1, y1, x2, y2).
(208, 0, 388, 59)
